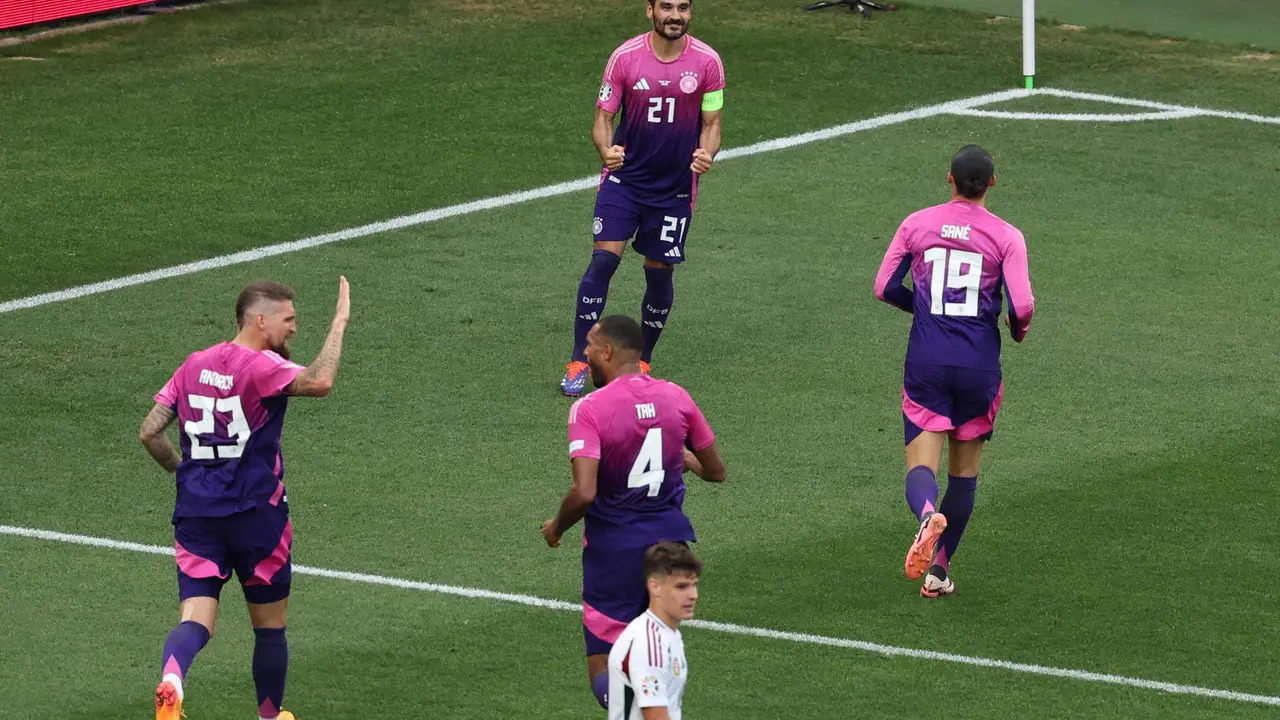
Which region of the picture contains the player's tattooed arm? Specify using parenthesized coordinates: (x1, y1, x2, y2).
(691, 109, 722, 175)
(286, 276, 350, 398)
(285, 325, 346, 397)
(542, 457, 599, 547)
(139, 404, 181, 473)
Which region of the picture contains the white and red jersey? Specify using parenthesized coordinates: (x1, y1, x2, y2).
(607, 610, 688, 720)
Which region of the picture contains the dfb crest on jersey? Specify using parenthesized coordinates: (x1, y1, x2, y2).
(593, 216, 604, 236)
(679, 71, 699, 94)
(599, 82, 614, 102)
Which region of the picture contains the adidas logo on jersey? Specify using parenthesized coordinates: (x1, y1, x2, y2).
(579, 311, 599, 321)
(664, 247, 682, 258)
(633, 78, 651, 91)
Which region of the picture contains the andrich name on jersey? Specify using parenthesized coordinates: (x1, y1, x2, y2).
(198, 369, 235, 391)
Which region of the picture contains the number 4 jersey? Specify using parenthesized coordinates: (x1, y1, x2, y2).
(155, 342, 306, 520)
(568, 374, 716, 551)
(874, 200, 1036, 370)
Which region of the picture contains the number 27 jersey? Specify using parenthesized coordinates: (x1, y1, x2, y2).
(155, 342, 305, 520)
(568, 374, 716, 551)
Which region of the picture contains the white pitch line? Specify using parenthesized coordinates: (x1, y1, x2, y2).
(7, 85, 1275, 317)
(1036, 87, 1280, 125)
(949, 108, 1205, 122)
(3, 523, 1279, 708)
(0, 89, 1037, 316)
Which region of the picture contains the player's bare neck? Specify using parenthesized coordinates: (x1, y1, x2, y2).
(649, 606, 680, 630)
(608, 361, 644, 384)
(950, 192, 988, 209)
(648, 32, 686, 63)
(231, 330, 269, 352)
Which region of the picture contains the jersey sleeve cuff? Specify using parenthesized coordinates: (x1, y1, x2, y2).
(688, 434, 715, 452)
(569, 440, 601, 459)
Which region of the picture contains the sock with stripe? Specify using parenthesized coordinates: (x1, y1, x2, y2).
(904, 465, 939, 522)
(640, 266, 674, 363)
(253, 627, 289, 719)
(572, 250, 621, 362)
(159, 620, 210, 699)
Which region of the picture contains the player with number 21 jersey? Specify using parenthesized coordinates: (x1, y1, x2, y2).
(561, 0, 725, 397)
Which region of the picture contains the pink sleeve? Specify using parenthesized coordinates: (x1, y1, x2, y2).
(682, 390, 716, 451)
(1001, 230, 1035, 342)
(703, 49, 725, 93)
(874, 220, 915, 312)
(254, 351, 306, 398)
(596, 49, 626, 114)
(154, 371, 180, 408)
(568, 398, 602, 460)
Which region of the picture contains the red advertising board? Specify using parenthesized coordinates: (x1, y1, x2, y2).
(1, 1, 155, 31)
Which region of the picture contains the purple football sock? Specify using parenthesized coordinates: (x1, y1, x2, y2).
(937, 475, 978, 570)
(591, 670, 609, 708)
(905, 465, 939, 522)
(641, 266, 674, 363)
(252, 627, 288, 719)
(572, 250, 621, 361)
(160, 620, 210, 683)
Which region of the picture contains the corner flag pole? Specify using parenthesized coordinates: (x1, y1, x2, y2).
(1022, 0, 1035, 88)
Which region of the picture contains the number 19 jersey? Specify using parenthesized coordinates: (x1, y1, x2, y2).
(154, 342, 305, 520)
(874, 200, 1035, 371)
(568, 374, 716, 551)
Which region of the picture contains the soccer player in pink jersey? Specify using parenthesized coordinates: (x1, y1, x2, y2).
(139, 277, 351, 720)
(542, 315, 726, 709)
(561, 0, 726, 396)
(874, 146, 1035, 598)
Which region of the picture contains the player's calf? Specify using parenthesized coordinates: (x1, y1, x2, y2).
(572, 249, 622, 360)
(640, 263, 674, 364)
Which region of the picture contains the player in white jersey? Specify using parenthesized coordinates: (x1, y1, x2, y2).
(608, 542, 701, 720)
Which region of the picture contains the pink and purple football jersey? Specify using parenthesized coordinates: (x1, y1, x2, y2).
(155, 342, 305, 520)
(874, 200, 1035, 370)
(568, 374, 715, 551)
(596, 33, 725, 207)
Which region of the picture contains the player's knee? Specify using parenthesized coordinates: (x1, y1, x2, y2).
(250, 615, 287, 630)
(197, 619, 217, 639)
(947, 454, 983, 477)
(643, 258, 673, 271)
(246, 598, 289, 629)
(592, 241, 626, 258)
